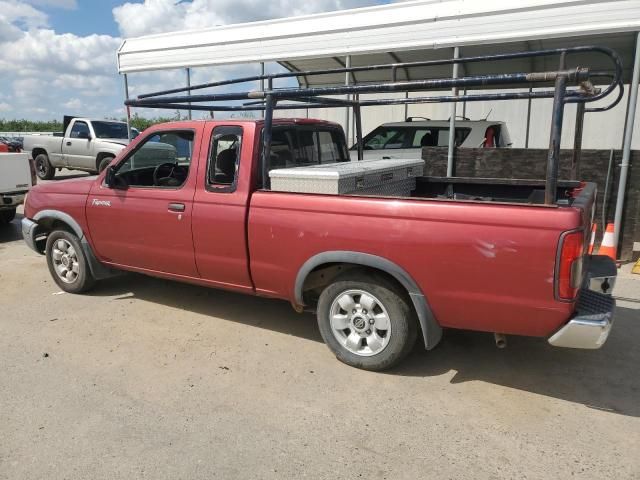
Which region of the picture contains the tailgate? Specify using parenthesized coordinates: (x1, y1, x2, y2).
(0, 153, 31, 193)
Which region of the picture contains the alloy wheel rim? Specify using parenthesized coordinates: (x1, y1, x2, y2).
(51, 239, 80, 283)
(36, 158, 46, 175)
(329, 289, 391, 357)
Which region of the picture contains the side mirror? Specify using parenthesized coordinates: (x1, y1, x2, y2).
(104, 166, 116, 188)
(78, 131, 91, 140)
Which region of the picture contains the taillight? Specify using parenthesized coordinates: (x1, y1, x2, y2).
(557, 230, 584, 300)
(483, 127, 496, 148)
(28, 158, 37, 185)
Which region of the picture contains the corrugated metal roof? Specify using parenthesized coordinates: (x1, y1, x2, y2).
(117, 0, 640, 85)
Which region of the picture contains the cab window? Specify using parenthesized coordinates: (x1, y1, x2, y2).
(69, 121, 90, 139)
(363, 127, 407, 150)
(359, 126, 471, 150)
(114, 130, 194, 188)
(207, 126, 242, 190)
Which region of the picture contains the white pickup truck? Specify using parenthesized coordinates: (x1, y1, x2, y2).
(22, 117, 137, 180)
(0, 152, 34, 225)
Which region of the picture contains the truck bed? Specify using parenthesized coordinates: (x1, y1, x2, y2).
(412, 176, 583, 206)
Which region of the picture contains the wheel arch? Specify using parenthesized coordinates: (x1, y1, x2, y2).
(32, 147, 47, 159)
(33, 209, 84, 238)
(31, 209, 114, 280)
(96, 152, 115, 171)
(294, 251, 442, 350)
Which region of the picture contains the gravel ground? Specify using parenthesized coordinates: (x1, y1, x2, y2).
(1, 173, 639, 479)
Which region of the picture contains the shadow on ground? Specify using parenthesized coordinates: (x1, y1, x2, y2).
(47, 173, 92, 181)
(91, 273, 640, 417)
(0, 213, 23, 243)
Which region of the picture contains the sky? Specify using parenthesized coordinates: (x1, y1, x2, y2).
(0, 0, 395, 121)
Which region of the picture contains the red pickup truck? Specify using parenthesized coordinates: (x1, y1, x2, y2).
(22, 118, 616, 370)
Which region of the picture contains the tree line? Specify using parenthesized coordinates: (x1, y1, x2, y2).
(0, 113, 180, 133)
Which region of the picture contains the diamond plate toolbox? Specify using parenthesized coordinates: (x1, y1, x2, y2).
(269, 158, 424, 196)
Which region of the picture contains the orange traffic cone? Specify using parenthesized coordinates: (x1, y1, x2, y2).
(588, 223, 597, 254)
(598, 223, 617, 260)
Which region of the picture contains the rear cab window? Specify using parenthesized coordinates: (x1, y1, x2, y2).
(260, 124, 349, 189)
(268, 125, 349, 170)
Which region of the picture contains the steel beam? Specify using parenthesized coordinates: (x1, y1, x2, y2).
(344, 55, 351, 146)
(612, 32, 640, 253)
(123, 74, 132, 140)
(545, 53, 568, 205)
(186, 68, 192, 120)
(447, 47, 460, 177)
(525, 86, 533, 148)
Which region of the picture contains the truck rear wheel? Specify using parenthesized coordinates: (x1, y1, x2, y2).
(45, 230, 95, 293)
(0, 208, 16, 224)
(35, 153, 55, 180)
(316, 272, 417, 371)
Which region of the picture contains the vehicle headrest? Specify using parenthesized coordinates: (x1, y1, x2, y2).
(216, 149, 237, 176)
(421, 132, 436, 147)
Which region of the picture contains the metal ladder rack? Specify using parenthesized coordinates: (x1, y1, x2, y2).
(126, 46, 623, 204)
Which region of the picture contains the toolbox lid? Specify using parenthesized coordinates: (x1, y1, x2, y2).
(269, 158, 424, 180)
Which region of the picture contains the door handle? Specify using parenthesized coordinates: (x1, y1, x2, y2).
(168, 203, 185, 212)
(382, 156, 391, 159)
(66, 141, 72, 146)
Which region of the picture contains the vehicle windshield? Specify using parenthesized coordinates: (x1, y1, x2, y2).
(92, 121, 130, 139)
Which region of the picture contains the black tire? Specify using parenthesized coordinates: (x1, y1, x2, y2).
(0, 208, 16, 224)
(35, 153, 55, 180)
(97, 155, 114, 173)
(317, 271, 418, 371)
(45, 230, 95, 293)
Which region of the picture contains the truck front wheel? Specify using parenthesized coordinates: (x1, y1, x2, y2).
(0, 208, 16, 225)
(317, 272, 417, 371)
(35, 153, 55, 180)
(45, 230, 95, 293)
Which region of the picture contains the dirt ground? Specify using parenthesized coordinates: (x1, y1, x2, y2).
(1, 174, 639, 479)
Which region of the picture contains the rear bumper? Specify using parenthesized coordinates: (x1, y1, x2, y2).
(1, 192, 26, 208)
(21, 217, 40, 253)
(548, 256, 617, 349)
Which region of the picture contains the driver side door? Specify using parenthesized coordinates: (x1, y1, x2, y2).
(63, 120, 94, 169)
(86, 129, 199, 277)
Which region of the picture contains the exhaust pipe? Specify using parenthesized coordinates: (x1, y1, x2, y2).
(494, 333, 507, 349)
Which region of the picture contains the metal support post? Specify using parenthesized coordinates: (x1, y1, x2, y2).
(260, 62, 265, 119)
(123, 74, 132, 140)
(462, 88, 467, 119)
(404, 91, 409, 120)
(545, 53, 568, 205)
(354, 103, 364, 161)
(344, 55, 351, 146)
(261, 94, 275, 190)
(525, 87, 533, 148)
(613, 32, 640, 252)
(447, 47, 460, 177)
(186, 68, 192, 120)
(571, 102, 585, 179)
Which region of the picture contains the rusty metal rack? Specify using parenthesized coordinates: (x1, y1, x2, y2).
(125, 46, 623, 204)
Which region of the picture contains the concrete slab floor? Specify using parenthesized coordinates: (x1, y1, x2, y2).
(1, 173, 638, 479)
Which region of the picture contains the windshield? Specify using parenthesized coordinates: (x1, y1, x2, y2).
(92, 121, 130, 139)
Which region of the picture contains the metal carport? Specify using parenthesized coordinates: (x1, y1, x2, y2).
(117, 0, 640, 255)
